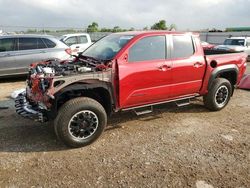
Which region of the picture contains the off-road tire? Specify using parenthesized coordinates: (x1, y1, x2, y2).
(203, 78, 232, 111)
(54, 97, 107, 148)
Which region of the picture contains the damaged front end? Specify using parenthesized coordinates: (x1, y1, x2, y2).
(15, 56, 112, 122)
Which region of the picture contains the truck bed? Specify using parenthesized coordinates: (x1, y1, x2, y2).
(204, 50, 247, 63)
(204, 49, 241, 55)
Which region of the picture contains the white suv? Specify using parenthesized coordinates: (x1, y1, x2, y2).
(60, 33, 92, 55)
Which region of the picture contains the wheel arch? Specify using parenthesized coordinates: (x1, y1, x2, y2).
(49, 82, 115, 120)
(208, 64, 239, 94)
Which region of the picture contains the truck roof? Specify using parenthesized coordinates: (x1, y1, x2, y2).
(62, 33, 89, 37)
(113, 30, 199, 36)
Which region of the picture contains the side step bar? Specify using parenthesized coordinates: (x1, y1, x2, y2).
(122, 95, 197, 116)
(133, 106, 153, 116)
(175, 98, 190, 107)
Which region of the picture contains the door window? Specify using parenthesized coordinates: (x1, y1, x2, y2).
(79, 36, 88, 44)
(37, 38, 47, 49)
(0, 38, 15, 52)
(128, 36, 166, 62)
(42, 38, 56, 48)
(18, 37, 47, 50)
(65, 37, 77, 46)
(172, 35, 194, 58)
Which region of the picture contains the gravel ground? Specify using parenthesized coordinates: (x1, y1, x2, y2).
(0, 66, 249, 188)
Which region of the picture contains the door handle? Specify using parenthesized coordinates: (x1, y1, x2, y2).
(194, 62, 203, 68)
(158, 64, 172, 71)
(75, 46, 80, 48)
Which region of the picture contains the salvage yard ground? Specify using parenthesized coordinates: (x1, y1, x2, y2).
(0, 65, 249, 187)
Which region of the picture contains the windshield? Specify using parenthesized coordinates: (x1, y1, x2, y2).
(83, 34, 134, 60)
(224, 39, 245, 46)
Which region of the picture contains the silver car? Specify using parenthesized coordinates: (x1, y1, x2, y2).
(0, 34, 71, 77)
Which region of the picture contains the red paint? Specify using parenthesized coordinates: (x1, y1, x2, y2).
(114, 32, 247, 109)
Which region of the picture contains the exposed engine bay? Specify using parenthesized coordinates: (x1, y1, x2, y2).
(29, 55, 110, 77)
(26, 55, 113, 109)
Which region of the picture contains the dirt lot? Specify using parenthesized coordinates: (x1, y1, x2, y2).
(0, 66, 249, 188)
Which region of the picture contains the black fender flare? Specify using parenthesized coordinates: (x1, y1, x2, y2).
(208, 64, 239, 90)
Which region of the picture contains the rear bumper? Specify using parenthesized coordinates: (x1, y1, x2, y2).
(15, 92, 45, 122)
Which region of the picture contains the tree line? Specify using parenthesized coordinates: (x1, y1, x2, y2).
(23, 20, 176, 34)
(87, 20, 176, 32)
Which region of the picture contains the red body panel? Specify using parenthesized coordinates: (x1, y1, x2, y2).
(200, 53, 247, 95)
(113, 31, 247, 110)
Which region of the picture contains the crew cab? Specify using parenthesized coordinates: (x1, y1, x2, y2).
(15, 31, 248, 148)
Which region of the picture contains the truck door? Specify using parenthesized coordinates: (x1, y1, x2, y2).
(118, 35, 172, 108)
(170, 35, 206, 98)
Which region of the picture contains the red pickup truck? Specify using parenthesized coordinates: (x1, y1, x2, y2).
(15, 31, 247, 147)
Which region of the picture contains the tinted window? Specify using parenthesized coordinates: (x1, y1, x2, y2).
(172, 35, 194, 58)
(42, 38, 56, 48)
(65, 37, 77, 46)
(19, 38, 38, 50)
(37, 38, 47, 49)
(0, 38, 15, 52)
(79, 36, 88, 43)
(129, 36, 166, 62)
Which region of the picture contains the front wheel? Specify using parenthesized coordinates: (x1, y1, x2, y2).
(54, 97, 107, 148)
(203, 78, 232, 111)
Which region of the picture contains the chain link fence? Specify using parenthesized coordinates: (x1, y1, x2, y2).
(1, 26, 250, 44)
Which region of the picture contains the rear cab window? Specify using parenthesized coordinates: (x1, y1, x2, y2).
(171, 35, 195, 59)
(0, 38, 16, 52)
(128, 35, 166, 62)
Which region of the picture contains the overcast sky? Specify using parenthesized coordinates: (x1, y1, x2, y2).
(0, 0, 250, 31)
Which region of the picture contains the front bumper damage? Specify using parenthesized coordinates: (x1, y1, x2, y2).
(15, 92, 45, 122)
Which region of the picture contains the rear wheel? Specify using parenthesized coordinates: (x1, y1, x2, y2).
(54, 97, 107, 148)
(203, 78, 232, 111)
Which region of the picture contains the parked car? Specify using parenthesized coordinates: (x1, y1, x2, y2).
(59, 33, 92, 55)
(15, 31, 247, 148)
(214, 37, 250, 60)
(201, 41, 215, 50)
(0, 35, 71, 77)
